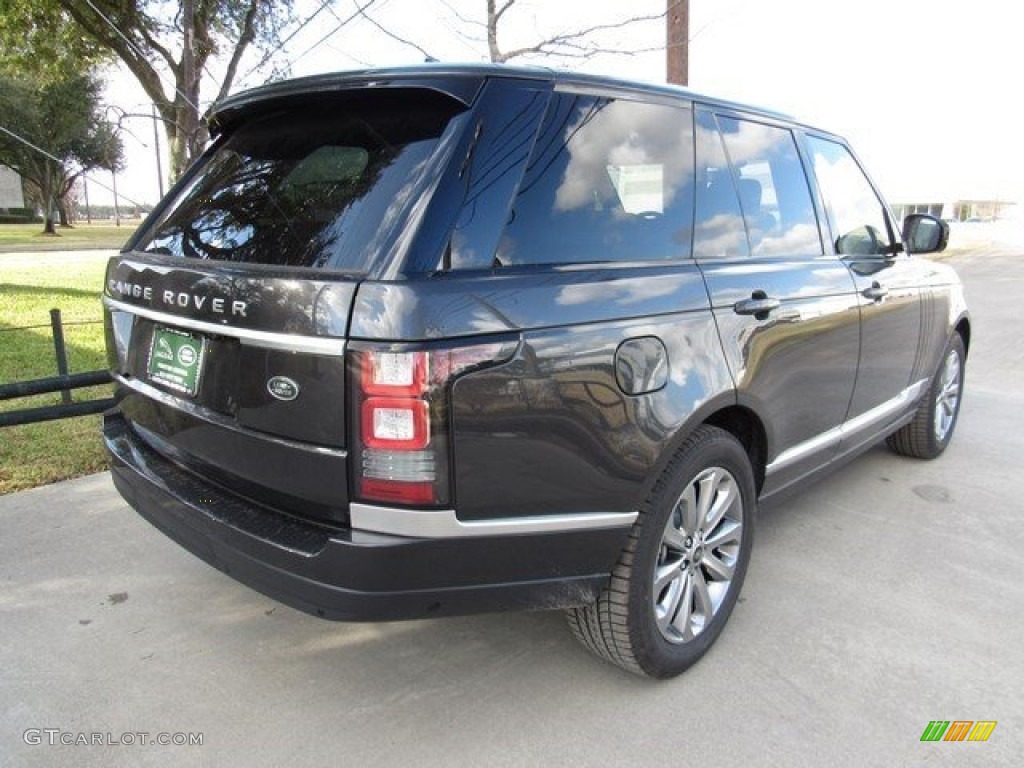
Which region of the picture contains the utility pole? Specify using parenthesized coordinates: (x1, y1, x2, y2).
(182, 0, 197, 165)
(152, 104, 165, 199)
(83, 176, 92, 224)
(111, 170, 121, 227)
(667, 0, 689, 86)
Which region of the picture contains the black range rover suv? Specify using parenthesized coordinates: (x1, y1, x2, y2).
(102, 65, 969, 678)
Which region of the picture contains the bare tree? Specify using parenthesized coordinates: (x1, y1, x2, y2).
(50, 0, 670, 189)
(358, 0, 666, 66)
(482, 0, 664, 63)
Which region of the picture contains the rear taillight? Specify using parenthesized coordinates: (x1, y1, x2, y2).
(361, 351, 428, 396)
(350, 342, 515, 508)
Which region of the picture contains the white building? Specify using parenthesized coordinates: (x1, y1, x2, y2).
(891, 199, 1014, 223)
(0, 165, 25, 209)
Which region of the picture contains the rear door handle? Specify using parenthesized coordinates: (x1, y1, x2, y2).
(733, 295, 781, 317)
(862, 282, 889, 301)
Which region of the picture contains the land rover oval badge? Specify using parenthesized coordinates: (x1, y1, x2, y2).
(267, 376, 300, 402)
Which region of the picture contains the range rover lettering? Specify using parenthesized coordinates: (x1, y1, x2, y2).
(102, 65, 969, 678)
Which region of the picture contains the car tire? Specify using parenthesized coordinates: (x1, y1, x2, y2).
(566, 425, 755, 678)
(887, 333, 966, 460)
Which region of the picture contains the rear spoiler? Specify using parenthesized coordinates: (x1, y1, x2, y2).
(209, 69, 488, 139)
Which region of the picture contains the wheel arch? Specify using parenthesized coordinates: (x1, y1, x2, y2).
(640, 396, 770, 504)
(703, 406, 768, 495)
(955, 315, 971, 357)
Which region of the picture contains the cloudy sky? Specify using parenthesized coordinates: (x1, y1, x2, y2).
(96, 0, 1023, 207)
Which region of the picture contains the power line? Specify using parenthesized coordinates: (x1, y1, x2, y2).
(319, 39, 373, 68)
(81, 0, 202, 114)
(346, 1, 438, 61)
(80, 0, 257, 116)
(289, 0, 383, 69)
(237, 0, 336, 86)
(0, 123, 146, 208)
(434, 0, 489, 58)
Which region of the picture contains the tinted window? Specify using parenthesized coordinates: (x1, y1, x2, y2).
(694, 111, 748, 260)
(807, 136, 894, 256)
(134, 91, 465, 271)
(695, 112, 824, 260)
(718, 116, 822, 257)
(498, 94, 695, 266)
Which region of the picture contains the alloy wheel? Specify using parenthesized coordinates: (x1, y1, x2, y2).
(653, 466, 744, 644)
(934, 346, 962, 441)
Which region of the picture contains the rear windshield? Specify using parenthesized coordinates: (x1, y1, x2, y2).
(132, 90, 466, 271)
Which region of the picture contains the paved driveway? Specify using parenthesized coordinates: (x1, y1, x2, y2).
(2, 247, 1022, 767)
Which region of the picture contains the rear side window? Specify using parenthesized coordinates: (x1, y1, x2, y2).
(694, 111, 748, 260)
(695, 111, 821, 259)
(133, 91, 465, 271)
(497, 94, 695, 266)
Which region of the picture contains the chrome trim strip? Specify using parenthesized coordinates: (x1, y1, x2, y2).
(349, 503, 638, 539)
(113, 374, 347, 458)
(765, 426, 842, 476)
(843, 379, 928, 436)
(102, 296, 346, 356)
(766, 379, 929, 476)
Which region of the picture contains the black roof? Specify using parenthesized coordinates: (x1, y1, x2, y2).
(211, 62, 796, 133)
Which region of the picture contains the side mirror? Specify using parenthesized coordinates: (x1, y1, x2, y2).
(903, 213, 949, 254)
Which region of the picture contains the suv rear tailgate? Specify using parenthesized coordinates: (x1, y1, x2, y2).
(104, 254, 356, 522)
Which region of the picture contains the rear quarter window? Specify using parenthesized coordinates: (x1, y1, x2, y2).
(497, 93, 695, 266)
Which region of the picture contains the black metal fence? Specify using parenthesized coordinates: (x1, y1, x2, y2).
(0, 308, 115, 427)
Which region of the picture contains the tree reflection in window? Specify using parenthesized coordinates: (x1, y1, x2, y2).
(136, 99, 460, 271)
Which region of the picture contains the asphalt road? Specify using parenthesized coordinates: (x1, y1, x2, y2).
(2, 245, 1022, 767)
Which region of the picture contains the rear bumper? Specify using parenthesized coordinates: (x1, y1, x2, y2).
(104, 412, 630, 621)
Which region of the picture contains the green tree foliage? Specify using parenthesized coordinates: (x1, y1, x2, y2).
(0, 0, 111, 82)
(0, 75, 123, 234)
(55, 0, 295, 180)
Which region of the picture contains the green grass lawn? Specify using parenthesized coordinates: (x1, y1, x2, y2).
(1, 251, 113, 494)
(0, 221, 138, 252)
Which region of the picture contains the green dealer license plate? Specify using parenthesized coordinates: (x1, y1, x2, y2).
(147, 327, 206, 397)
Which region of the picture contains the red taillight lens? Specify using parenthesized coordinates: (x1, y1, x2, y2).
(351, 342, 515, 510)
(360, 478, 436, 505)
(361, 351, 428, 396)
(361, 397, 429, 450)
(354, 349, 443, 507)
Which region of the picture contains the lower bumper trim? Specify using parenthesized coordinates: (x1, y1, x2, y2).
(104, 411, 629, 621)
(350, 503, 637, 538)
